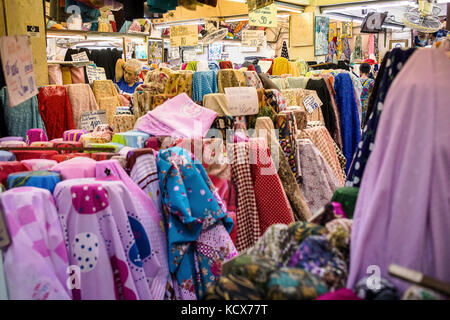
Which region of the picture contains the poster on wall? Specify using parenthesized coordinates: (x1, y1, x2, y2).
(289, 12, 314, 47)
(149, 40, 163, 64)
(314, 16, 330, 56)
(0, 36, 38, 107)
(341, 22, 353, 38)
(208, 43, 223, 61)
(249, 3, 277, 28)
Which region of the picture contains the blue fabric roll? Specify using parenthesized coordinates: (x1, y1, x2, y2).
(334, 73, 361, 174)
(192, 71, 218, 103)
(7, 171, 61, 194)
(0, 87, 47, 139)
(0, 150, 15, 161)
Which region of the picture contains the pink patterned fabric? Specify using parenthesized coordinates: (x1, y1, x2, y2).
(21, 159, 58, 171)
(52, 157, 97, 180)
(136, 93, 217, 138)
(1, 187, 71, 300)
(26, 129, 48, 145)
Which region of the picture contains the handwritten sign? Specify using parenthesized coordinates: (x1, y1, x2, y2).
(224, 87, 259, 116)
(71, 52, 89, 62)
(0, 36, 38, 107)
(86, 66, 106, 84)
(241, 30, 267, 47)
(169, 46, 180, 60)
(170, 25, 199, 47)
(302, 92, 323, 114)
(248, 0, 274, 12)
(80, 110, 107, 132)
(182, 50, 197, 62)
(249, 4, 277, 27)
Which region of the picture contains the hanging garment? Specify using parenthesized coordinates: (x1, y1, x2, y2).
(359, 77, 375, 123)
(275, 113, 300, 184)
(281, 41, 290, 59)
(353, 35, 363, 61)
(346, 48, 416, 188)
(305, 78, 338, 143)
(272, 57, 290, 76)
(55, 178, 153, 300)
(250, 139, 295, 234)
(1, 187, 72, 300)
(38, 86, 75, 141)
(231, 142, 261, 252)
(192, 71, 218, 103)
(342, 37, 351, 61)
(136, 93, 217, 138)
(157, 147, 237, 300)
(65, 84, 99, 129)
(296, 138, 342, 214)
(321, 74, 343, 149)
(333, 73, 361, 173)
(367, 34, 375, 58)
(217, 70, 246, 93)
(347, 48, 450, 295)
(326, 37, 338, 63)
(243, 71, 263, 89)
(0, 88, 47, 139)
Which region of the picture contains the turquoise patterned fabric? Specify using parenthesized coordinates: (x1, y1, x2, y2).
(192, 71, 218, 103)
(6, 171, 61, 194)
(0, 87, 47, 139)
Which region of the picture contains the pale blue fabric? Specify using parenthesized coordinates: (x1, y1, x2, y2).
(0, 151, 15, 161)
(208, 62, 220, 71)
(0, 252, 8, 300)
(0, 87, 47, 139)
(192, 71, 218, 103)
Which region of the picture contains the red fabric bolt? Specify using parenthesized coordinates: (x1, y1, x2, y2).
(0, 161, 31, 185)
(249, 139, 295, 234)
(219, 61, 233, 69)
(10, 150, 59, 161)
(38, 86, 75, 140)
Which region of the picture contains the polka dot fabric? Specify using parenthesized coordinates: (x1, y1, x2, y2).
(70, 184, 109, 214)
(249, 139, 295, 234)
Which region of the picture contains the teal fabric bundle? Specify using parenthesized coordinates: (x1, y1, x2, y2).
(192, 71, 218, 103)
(0, 87, 47, 139)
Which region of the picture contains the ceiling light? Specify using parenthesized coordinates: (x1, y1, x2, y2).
(152, 19, 204, 30)
(224, 17, 248, 23)
(46, 34, 86, 39)
(322, 0, 416, 13)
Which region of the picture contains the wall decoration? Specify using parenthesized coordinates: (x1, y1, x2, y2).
(329, 22, 338, 42)
(290, 12, 314, 47)
(341, 21, 353, 38)
(389, 39, 409, 50)
(315, 16, 330, 56)
(208, 43, 223, 61)
(195, 44, 203, 54)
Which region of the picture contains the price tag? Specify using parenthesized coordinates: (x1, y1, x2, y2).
(241, 30, 267, 47)
(80, 110, 107, 132)
(0, 36, 38, 107)
(249, 4, 277, 28)
(225, 87, 259, 116)
(71, 52, 89, 62)
(86, 66, 107, 84)
(302, 92, 323, 114)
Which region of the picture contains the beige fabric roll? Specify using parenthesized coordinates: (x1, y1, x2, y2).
(98, 96, 119, 126)
(202, 93, 232, 116)
(64, 84, 99, 129)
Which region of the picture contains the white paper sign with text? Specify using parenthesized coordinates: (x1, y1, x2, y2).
(0, 36, 38, 107)
(80, 110, 107, 132)
(71, 52, 89, 62)
(241, 30, 267, 47)
(225, 87, 259, 116)
(86, 66, 107, 84)
(303, 92, 323, 114)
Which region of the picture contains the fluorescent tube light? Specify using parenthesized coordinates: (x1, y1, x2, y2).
(153, 19, 204, 30)
(322, 1, 416, 13)
(46, 34, 85, 39)
(224, 17, 248, 23)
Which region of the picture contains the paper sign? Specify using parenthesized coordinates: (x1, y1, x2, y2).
(71, 52, 89, 62)
(183, 50, 196, 62)
(27, 25, 40, 38)
(0, 36, 38, 107)
(169, 46, 180, 59)
(224, 87, 259, 116)
(170, 25, 199, 47)
(302, 92, 323, 114)
(241, 30, 267, 47)
(249, 4, 277, 27)
(80, 110, 107, 132)
(248, 0, 274, 12)
(86, 66, 107, 84)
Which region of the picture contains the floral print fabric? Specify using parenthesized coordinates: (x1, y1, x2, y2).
(359, 78, 375, 123)
(157, 147, 237, 300)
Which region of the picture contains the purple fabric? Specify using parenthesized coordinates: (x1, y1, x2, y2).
(54, 178, 153, 300)
(95, 160, 169, 300)
(52, 157, 97, 180)
(1, 187, 71, 300)
(26, 129, 48, 145)
(136, 93, 217, 138)
(316, 288, 361, 300)
(0, 136, 24, 142)
(347, 49, 450, 295)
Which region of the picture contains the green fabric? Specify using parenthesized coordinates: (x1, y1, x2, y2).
(331, 187, 360, 219)
(84, 142, 123, 153)
(186, 61, 198, 71)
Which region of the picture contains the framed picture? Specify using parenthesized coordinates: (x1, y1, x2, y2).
(341, 21, 353, 38)
(389, 39, 409, 49)
(208, 43, 223, 60)
(290, 12, 314, 47)
(195, 44, 203, 54)
(314, 16, 330, 56)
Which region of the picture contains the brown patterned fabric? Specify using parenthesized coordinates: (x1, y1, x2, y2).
(218, 70, 246, 93)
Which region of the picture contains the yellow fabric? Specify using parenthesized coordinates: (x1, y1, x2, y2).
(164, 71, 193, 97)
(61, 66, 73, 85)
(288, 62, 300, 77)
(272, 57, 290, 76)
(217, 70, 246, 93)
